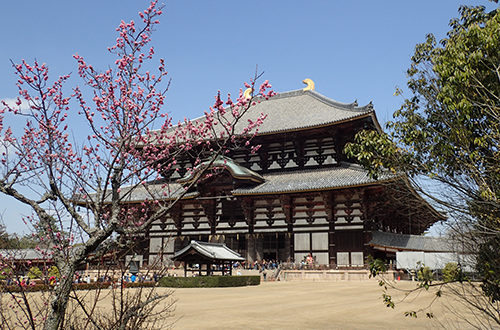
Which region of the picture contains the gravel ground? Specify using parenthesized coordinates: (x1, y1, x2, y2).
(168, 280, 477, 329)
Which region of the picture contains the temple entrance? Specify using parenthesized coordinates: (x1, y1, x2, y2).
(224, 234, 247, 257)
(262, 233, 287, 261)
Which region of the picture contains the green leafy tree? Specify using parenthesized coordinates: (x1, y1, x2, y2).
(0, 222, 40, 249)
(0, 265, 14, 280)
(47, 266, 60, 279)
(346, 5, 499, 221)
(442, 262, 460, 283)
(417, 266, 433, 288)
(28, 266, 43, 280)
(346, 3, 500, 325)
(0, 223, 12, 249)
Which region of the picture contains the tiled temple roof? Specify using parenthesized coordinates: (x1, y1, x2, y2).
(232, 163, 393, 195)
(231, 89, 377, 135)
(151, 89, 380, 144)
(80, 181, 198, 205)
(0, 249, 51, 261)
(369, 231, 452, 252)
(83, 162, 391, 203)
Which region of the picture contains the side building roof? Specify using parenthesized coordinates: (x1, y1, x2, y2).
(76, 180, 199, 206)
(177, 155, 264, 184)
(0, 249, 52, 261)
(173, 240, 245, 262)
(369, 231, 453, 253)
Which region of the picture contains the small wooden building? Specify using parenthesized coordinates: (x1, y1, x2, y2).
(0, 249, 54, 273)
(172, 241, 244, 276)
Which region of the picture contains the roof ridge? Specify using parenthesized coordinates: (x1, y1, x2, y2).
(262, 89, 374, 113)
(261, 89, 304, 100)
(193, 241, 217, 258)
(306, 90, 373, 112)
(260, 163, 364, 176)
(193, 240, 225, 247)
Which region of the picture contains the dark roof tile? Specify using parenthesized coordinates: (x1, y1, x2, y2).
(369, 231, 452, 252)
(232, 163, 393, 195)
(151, 89, 376, 144)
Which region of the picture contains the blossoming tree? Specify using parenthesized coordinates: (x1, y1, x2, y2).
(0, 1, 273, 329)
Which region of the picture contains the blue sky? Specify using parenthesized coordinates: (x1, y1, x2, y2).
(0, 0, 496, 234)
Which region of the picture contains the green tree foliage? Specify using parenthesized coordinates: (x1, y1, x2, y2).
(47, 266, 60, 279)
(0, 266, 14, 280)
(0, 223, 39, 249)
(477, 235, 500, 300)
(345, 4, 500, 302)
(346, 5, 499, 215)
(442, 262, 460, 283)
(28, 266, 43, 280)
(417, 266, 433, 289)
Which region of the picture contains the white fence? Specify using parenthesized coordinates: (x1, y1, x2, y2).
(396, 251, 474, 272)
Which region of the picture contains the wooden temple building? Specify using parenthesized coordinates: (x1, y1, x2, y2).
(123, 81, 442, 268)
(172, 240, 245, 276)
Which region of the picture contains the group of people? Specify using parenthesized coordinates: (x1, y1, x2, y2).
(235, 254, 318, 271)
(237, 259, 281, 271)
(73, 272, 160, 284)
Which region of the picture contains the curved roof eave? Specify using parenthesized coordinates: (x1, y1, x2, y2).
(231, 180, 394, 196)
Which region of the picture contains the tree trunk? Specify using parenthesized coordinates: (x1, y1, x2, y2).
(44, 262, 76, 330)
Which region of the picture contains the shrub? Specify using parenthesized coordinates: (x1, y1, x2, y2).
(442, 262, 460, 283)
(158, 275, 260, 288)
(28, 266, 43, 279)
(48, 266, 60, 278)
(1, 283, 51, 293)
(0, 266, 14, 280)
(417, 266, 433, 284)
(125, 281, 157, 288)
(0, 281, 158, 293)
(73, 281, 156, 290)
(73, 282, 113, 291)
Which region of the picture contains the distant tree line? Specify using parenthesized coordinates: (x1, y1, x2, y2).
(0, 223, 39, 249)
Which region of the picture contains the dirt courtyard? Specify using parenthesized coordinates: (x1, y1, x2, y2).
(167, 280, 477, 329)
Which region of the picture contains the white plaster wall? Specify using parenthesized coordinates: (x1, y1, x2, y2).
(311, 232, 328, 250)
(294, 233, 310, 251)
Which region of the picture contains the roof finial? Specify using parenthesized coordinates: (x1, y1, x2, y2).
(243, 88, 253, 100)
(302, 78, 315, 91)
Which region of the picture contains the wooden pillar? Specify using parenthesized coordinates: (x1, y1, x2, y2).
(255, 235, 263, 261)
(322, 191, 336, 266)
(280, 195, 295, 261)
(184, 262, 187, 278)
(202, 200, 217, 235)
(284, 234, 292, 262)
(246, 234, 256, 263)
(241, 198, 255, 234)
(293, 138, 305, 168)
(170, 203, 183, 236)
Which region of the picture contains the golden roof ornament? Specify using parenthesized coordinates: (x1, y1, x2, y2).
(243, 88, 253, 100)
(302, 78, 315, 91)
